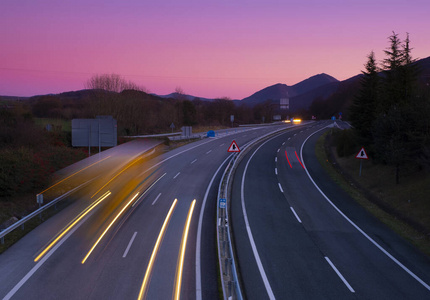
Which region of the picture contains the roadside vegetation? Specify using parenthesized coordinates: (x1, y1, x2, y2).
(316, 32, 430, 256)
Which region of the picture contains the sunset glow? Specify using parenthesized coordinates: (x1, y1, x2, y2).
(1, 0, 429, 99)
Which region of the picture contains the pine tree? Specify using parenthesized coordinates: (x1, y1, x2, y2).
(349, 51, 379, 147)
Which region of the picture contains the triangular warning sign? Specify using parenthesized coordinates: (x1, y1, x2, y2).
(355, 147, 368, 159)
(228, 140, 240, 152)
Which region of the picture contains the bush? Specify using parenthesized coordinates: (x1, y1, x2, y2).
(334, 129, 359, 157)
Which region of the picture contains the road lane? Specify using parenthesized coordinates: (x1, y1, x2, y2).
(0, 123, 298, 300)
(231, 121, 430, 299)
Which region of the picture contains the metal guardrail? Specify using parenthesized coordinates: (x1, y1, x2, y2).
(0, 181, 90, 244)
(216, 125, 294, 299)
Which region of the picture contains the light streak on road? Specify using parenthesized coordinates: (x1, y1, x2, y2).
(38, 155, 112, 195)
(294, 151, 305, 169)
(91, 156, 143, 198)
(137, 199, 178, 300)
(82, 192, 140, 264)
(174, 199, 196, 300)
(285, 151, 292, 168)
(132, 173, 166, 207)
(34, 191, 111, 262)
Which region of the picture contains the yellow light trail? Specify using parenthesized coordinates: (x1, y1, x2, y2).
(174, 199, 196, 300)
(81, 192, 140, 264)
(137, 199, 178, 300)
(91, 157, 142, 198)
(34, 191, 111, 262)
(38, 155, 111, 195)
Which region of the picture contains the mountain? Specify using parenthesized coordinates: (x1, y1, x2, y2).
(157, 92, 215, 102)
(240, 73, 339, 110)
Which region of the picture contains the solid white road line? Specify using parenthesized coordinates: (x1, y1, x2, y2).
(173, 172, 180, 179)
(290, 207, 302, 223)
(152, 193, 162, 205)
(301, 126, 430, 291)
(241, 135, 284, 300)
(325, 257, 355, 293)
(278, 183, 284, 193)
(191, 159, 197, 164)
(3, 214, 92, 300)
(123, 232, 138, 258)
(196, 154, 233, 300)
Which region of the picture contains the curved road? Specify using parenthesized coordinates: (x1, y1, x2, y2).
(231, 121, 430, 299)
(0, 124, 295, 300)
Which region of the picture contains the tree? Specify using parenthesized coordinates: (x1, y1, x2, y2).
(349, 51, 380, 147)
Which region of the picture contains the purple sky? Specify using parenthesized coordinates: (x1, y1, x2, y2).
(1, 0, 429, 99)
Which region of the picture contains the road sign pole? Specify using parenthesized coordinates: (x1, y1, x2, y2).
(359, 160, 363, 177)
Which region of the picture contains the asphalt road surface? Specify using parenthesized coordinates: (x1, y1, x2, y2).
(231, 120, 430, 299)
(0, 123, 295, 300)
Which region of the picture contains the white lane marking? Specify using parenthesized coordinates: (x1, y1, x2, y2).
(288, 137, 291, 140)
(174, 172, 180, 179)
(241, 135, 283, 300)
(301, 126, 430, 291)
(3, 214, 92, 300)
(278, 183, 284, 193)
(282, 142, 286, 145)
(294, 133, 297, 136)
(275, 168, 278, 175)
(196, 154, 233, 300)
(290, 207, 302, 223)
(277, 148, 280, 153)
(123, 232, 138, 258)
(325, 257, 355, 293)
(275, 157, 277, 163)
(191, 159, 197, 164)
(152, 193, 162, 205)
(132, 173, 166, 208)
(206, 150, 212, 154)
(219, 143, 225, 147)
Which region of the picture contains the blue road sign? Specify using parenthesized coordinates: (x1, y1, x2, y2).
(219, 198, 226, 209)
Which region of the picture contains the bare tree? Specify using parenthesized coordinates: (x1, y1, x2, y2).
(85, 73, 147, 93)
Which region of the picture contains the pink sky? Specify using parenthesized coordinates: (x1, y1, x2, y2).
(1, 0, 429, 99)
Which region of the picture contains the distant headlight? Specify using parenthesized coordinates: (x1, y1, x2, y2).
(293, 119, 302, 124)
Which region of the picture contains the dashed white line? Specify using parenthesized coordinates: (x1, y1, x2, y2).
(294, 134, 297, 136)
(206, 150, 212, 154)
(191, 159, 197, 164)
(278, 183, 284, 193)
(275, 168, 278, 175)
(123, 232, 138, 258)
(290, 207, 302, 223)
(288, 137, 291, 140)
(325, 257, 355, 293)
(275, 157, 277, 163)
(152, 193, 162, 205)
(219, 143, 225, 147)
(277, 148, 280, 153)
(282, 142, 286, 146)
(174, 172, 180, 179)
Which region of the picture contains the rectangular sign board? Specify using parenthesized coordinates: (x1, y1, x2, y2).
(72, 116, 117, 147)
(219, 198, 226, 209)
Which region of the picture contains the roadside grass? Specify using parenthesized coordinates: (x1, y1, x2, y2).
(34, 118, 71, 132)
(315, 131, 430, 257)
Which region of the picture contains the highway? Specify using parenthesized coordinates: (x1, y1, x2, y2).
(230, 120, 430, 299)
(0, 124, 296, 300)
